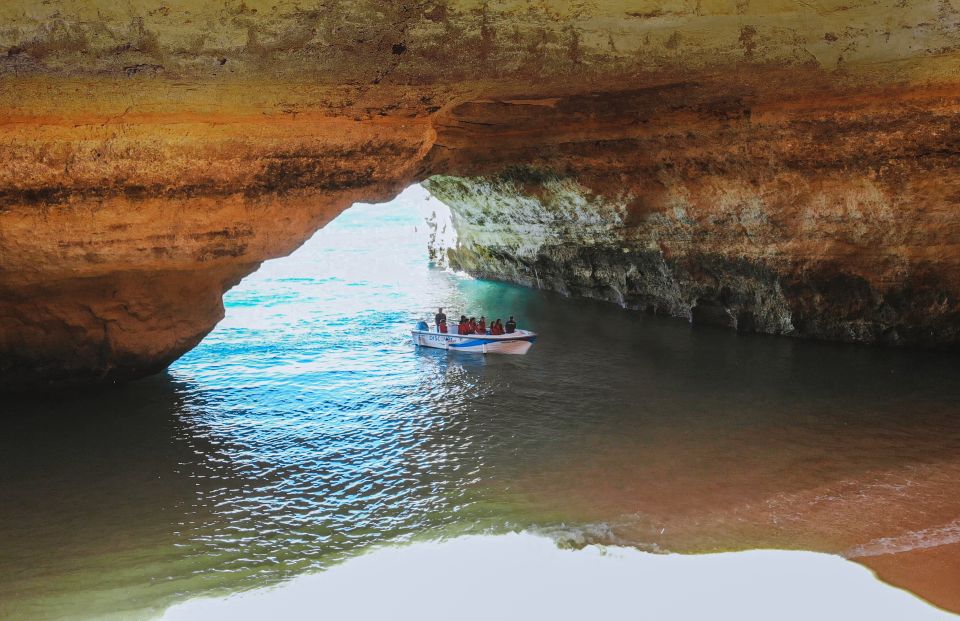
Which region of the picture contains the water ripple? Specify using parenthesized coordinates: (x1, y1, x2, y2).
(4, 187, 960, 620)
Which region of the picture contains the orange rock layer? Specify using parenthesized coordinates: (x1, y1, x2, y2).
(4, 74, 960, 390)
(426, 81, 960, 346)
(1, 0, 960, 390)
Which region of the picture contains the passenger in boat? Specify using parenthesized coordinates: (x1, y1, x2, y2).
(458, 316, 470, 335)
(505, 316, 516, 333)
(477, 316, 487, 334)
(468, 317, 478, 334)
(438, 319, 448, 333)
(491, 319, 504, 335)
(435, 307, 447, 329)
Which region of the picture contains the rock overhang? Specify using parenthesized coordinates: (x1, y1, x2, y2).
(3, 1, 960, 387)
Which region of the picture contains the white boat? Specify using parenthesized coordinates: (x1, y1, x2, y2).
(412, 323, 537, 355)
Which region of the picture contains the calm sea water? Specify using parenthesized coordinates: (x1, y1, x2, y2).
(4, 186, 960, 619)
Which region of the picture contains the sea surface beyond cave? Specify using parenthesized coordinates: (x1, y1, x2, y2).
(3, 188, 960, 619)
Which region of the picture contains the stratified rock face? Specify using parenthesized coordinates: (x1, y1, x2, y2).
(0, 94, 434, 387)
(423, 79, 960, 348)
(426, 167, 960, 346)
(3, 0, 960, 386)
(1, 268, 243, 386)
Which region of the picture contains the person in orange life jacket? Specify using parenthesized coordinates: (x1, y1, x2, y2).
(438, 320, 448, 333)
(491, 319, 504, 335)
(477, 316, 487, 334)
(505, 316, 516, 333)
(458, 315, 470, 335)
(468, 317, 478, 334)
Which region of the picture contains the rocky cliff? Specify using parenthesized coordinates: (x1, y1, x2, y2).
(3, 0, 960, 387)
(424, 83, 960, 346)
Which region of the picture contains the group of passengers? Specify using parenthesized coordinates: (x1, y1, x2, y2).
(433, 308, 516, 335)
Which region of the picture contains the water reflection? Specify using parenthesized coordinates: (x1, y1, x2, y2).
(2, 186, 960, 619)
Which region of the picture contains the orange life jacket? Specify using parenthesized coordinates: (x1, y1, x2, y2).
(439, 322, 448, 333)
(477, 321, 486, 334)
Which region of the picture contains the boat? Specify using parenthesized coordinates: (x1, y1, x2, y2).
(411, 322, 537, 355)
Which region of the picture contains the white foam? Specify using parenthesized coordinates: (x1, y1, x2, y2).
(846, 519, 960, 558)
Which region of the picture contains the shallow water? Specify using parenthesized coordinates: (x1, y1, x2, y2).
(3, 185, 960, 619)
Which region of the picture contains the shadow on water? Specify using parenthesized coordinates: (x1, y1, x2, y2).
(470, 286, 960, 556)
(3, 187, 960, 619)
(1, 376, 200, 619)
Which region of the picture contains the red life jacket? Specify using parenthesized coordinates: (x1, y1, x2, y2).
(492, 324, 503, 335)
(458, 322, 470, 335)
(477, 321, 486, 334)
(439, 322, 448, 333)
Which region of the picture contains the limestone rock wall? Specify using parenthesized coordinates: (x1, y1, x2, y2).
(3, 0, 960, 386)
(421, 78, 960, 348)
(426, 167, 960, 347)
(3, 1, 960, 83)
(0, 91, 435, 387)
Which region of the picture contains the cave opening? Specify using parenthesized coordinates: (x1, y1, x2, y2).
(22, 180, 960, 621)
(168, 184, 457, 382)
(4, 0, 960, 615)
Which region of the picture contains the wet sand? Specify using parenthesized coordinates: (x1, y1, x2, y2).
(856, 543, 960, 615)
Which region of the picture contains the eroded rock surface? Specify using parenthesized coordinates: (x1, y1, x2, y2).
(3, 0, 960, 386)
(424, 83, 960, 346)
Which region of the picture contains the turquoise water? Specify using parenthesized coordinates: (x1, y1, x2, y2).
(4, 186, 960, 619)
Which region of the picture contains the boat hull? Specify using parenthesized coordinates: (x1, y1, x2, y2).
(411, 329, 536, 355)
